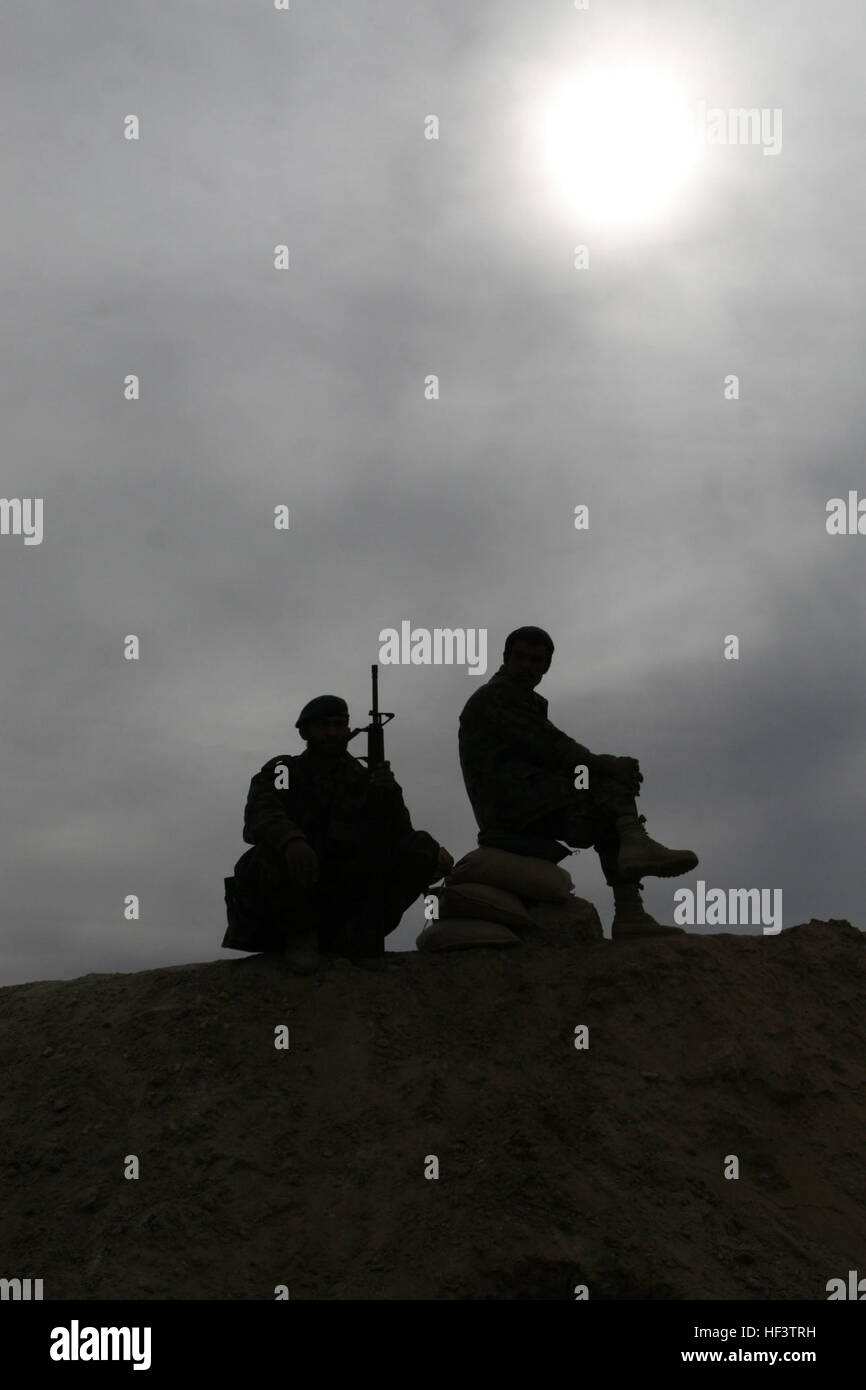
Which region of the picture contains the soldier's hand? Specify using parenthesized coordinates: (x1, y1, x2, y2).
(369, 760, 399, 792)
(613, 756, 642, 793)
(593, 754, 642, 793)
(283, 838, 319, 885)
(436, 845, 454, 878)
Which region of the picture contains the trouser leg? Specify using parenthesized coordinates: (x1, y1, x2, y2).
(524, 775, 693, 935)
(526, 772, 641, 888)
(319, 830, 441, 958)
(382, 830, 442, 928)
(231, 843, 320, 952)
(232, 831, 440, 957)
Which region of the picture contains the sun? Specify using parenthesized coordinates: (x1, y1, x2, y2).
(540, 66, 697, 226)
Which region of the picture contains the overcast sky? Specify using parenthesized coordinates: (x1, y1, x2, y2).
(1, 0, 863, 986)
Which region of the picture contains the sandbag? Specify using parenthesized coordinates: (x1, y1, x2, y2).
(478, 829, 570, 863)
(416, 918, 522, 952)
(436, 882, 531, 930)
(447, 847, 573, 902)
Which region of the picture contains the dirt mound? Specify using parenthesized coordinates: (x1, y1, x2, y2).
(1, 913, 863, 1299)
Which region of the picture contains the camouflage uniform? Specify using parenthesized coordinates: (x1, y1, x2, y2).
(458, 665, 640, 885)
(222, 749, 441, 956)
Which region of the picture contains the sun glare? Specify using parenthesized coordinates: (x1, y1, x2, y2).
(541, 67, 697, 226)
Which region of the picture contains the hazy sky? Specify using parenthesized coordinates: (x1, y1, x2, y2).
(2, 0, 864, 986)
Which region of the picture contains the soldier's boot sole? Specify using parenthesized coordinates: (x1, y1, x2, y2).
(616, 815, 698, 881)
(283, 928, 321, 975)
(611, 918, 686, 939)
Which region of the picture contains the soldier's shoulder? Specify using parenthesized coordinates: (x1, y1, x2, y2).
(254, 752, 299, 775)
(459, 676, 498, 717)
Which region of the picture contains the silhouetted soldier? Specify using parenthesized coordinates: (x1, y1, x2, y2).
(458, 627, 698, 938)
(223, 695, 453, 972)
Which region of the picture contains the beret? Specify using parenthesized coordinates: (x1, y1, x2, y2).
(295, 694, 349, 728)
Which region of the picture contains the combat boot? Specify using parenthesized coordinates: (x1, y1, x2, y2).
(615, 813, 698, 881)
(611, 881, 686, 940)
(341, 907, 387, 970)
(283, 926, 320, 975)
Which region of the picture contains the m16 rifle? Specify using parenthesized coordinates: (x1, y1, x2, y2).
(348, 664, 394, 771)
(345, 665, 395, 962)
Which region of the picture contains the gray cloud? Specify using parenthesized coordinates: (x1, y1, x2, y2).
(1, 0, 863, 983)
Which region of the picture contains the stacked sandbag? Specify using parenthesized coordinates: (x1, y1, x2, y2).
(416, 847, 575, 952)
(526, 897, 605, 947)
(449, 848, 573, 901)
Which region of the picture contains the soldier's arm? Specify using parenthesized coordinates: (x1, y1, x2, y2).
(242, 757, 308, 852)
(369, 775, 445, 875)
(461, 690, 595, 773)
(368, 769, 414, 840)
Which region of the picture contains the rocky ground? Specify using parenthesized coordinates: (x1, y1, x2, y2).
(0, 907, 863, 1299)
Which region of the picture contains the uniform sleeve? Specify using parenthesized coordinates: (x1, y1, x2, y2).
(461, 687, 593, 772)
(242, 757, 308, 853)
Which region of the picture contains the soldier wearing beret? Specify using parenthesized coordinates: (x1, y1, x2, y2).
(458, 626, 699, 938)
(223, 694, 453, 972)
